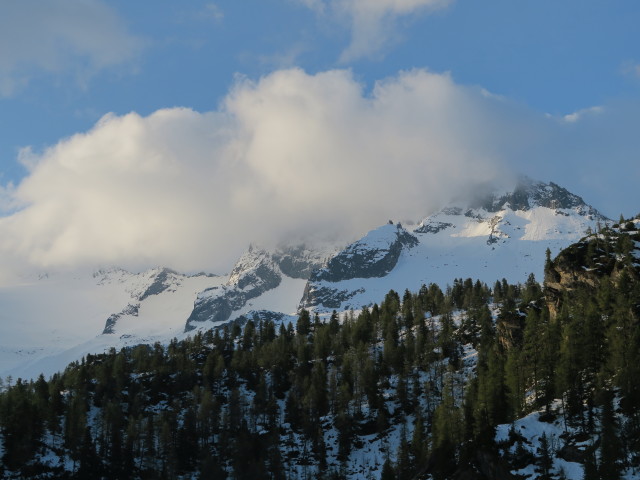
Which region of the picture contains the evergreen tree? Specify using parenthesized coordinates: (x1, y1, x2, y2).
(0, 379, 44, 470)
(396, 427, 414, 479)
(598, 390, 623, 480)
(582, 448, 598, 480)
(410, 413, 428, 470)
(380, 458, 396, 480)
(538, 432, 553, 480)
(432, 375, 462, 478)
(76, 426, 103, 479)
(297, 309, 312, 337)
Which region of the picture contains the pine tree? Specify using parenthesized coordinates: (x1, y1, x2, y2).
(598, 390, 623, 480)
(582, 448, 598, 480)
(297, 309, 312, 337)
(380, 458, 396, 480)
(432, 375, 462, 477)
(505, 348, 525, 416)
(538, 432, 553, 480)
(0, 379, 44, 470)
(410, 414, 428, 470)
(544, 247, 552, 275)
(76, 426, 103, 479)
(65, 392, 88, 471)
(396, 427, 414, 479)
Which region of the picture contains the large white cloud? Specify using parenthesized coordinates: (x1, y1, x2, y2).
(297, 0, 452, 61)
(0, 67, 637, 279)
(0, 68, 513, 276)
(0, 0, 144, 96)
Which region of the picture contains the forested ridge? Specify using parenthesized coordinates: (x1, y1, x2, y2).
(1, 218, 639, 479)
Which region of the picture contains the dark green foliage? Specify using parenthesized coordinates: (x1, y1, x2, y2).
(582, 449, 598, 480)
(537, 432, 553, 480)
(598, 390, 623, 480)
(380, 458, 395, 480)
(0, 378, 45, 470)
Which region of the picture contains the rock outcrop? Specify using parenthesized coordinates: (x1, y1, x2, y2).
(544, 219, 640, 318)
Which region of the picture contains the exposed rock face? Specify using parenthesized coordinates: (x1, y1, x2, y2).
(311, 224, 418, 283)
(272, 245, 325, 279)
(471, 177, 602, 217)
(228, 247, 282, 292)
(185, 247, 282, 331)
(414, 177, 607, 250)
(138, 268, 178, 301)
(184, 243, 328, 331)
(185, 289, 243, 329)
(544, 220, 640, 318)
(414, 221, 453, 234)
(557, 432, 597, 464)
(235, 310, 289, 325)
(543, 241, 602, 318)
(301, 283, 365, 310)
(301, 224, 418, 309)
(103, 304, 140, 334)
(496, 310, 525, 351)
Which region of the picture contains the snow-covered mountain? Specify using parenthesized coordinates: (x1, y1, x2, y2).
(184, 178, 605, 330)
(299, 178, 605, 312)
(0, 178, 608, 380)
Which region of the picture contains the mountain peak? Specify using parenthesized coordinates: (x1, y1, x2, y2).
(462, 177, 602, 217)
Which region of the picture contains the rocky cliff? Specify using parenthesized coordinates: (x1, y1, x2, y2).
(544, 218, 640, 318)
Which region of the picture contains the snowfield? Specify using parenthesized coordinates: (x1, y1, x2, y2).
(0, 269, 224, 380)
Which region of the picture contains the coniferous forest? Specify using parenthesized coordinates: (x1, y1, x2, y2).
(1, 219, 639, 479)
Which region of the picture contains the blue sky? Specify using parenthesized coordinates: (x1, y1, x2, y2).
(0, 0, 639, 274)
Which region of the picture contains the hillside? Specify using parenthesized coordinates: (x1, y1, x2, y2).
(1, 215, 639, 479)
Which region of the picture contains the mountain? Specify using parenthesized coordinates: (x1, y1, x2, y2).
(297, 178, 605, 313)
(3, 216, 639, 479)
(0, 178, 608, 380)
(185, 178, 605, 330)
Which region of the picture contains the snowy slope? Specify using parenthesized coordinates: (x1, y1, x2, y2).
(0, 268, 224, 380)
(0, 242, 332, 380)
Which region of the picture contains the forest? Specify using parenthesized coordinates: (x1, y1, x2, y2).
(0, 218, 639, 479)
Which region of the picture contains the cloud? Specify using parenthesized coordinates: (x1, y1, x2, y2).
(0, 0, 145, 96)
(0, 68, 513, 276)
(621, 61, 640, 80)
(561, 105, 604, 123)
(0, 68, 637, 279)
(296, 0, 453, 61)
(202, 3, 224, 22)
(226, 68, 515, 219)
